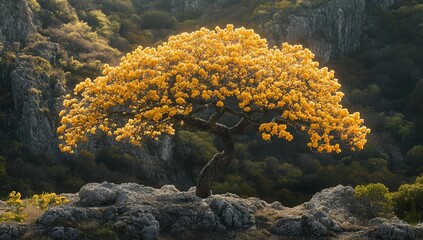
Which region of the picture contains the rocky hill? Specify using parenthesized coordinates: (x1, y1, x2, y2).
(0, 183, 422, 239)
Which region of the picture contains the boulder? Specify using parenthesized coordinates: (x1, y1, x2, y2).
(2, 183, 422, 239)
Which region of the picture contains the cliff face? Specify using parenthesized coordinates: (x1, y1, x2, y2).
(265, 0, 366, 62)
(0, 0, 63, 156)
(171, 0, 207, 11)
(0, 0, 36, 43)
(11, 49, 65, 156)
(264, 0, 399, 62)
(367, 0, 400, 9)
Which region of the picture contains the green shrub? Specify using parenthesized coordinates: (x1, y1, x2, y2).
(354, 183, 393, 219)
(391, 175, 423, 224)
(141, 10, 175, 29)
(406, 145, 423, 172)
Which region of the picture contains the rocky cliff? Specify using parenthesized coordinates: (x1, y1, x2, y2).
(170, 0, 399, 62)
(268, 0, 365, 62)
(10, 45, 65, 156)
(1, 183, 422, 239)
(0, 0, 37, 44)
(263, 0, 400, 61)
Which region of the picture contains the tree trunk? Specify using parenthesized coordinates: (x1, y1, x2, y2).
(195, 127, 235, 198)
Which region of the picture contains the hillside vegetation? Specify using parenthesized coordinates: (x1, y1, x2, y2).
(0, 0, 422, 209)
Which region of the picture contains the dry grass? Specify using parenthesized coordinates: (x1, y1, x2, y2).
(22, 204, 44, 222)
(255, 206, 304, 226)
(0, 200, 44, 224)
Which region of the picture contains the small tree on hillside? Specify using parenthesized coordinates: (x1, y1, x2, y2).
(58, 25, 370, 198)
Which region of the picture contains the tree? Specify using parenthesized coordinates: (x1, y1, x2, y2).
(58, 25, 370, 198)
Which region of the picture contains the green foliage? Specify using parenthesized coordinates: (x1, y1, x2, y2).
(407, 79, 423, 117)
(406, 145, 423, 172)
(47, 21, 119, 61)
(364, 158, 388, 172)
(384, 113, 414, 141)
(175, 131, 218, 165)
(83, 10, 113, 36)
(98, 0, 134, 14)
(141, 10, 176, 29)
(350, 84, 381, 106)
(0, 156, 6, 179)
(37, 0, 78, 26)
(354, 183, 393, 219)
(391, 175, 423, 224)
(27, 0, 41, 12)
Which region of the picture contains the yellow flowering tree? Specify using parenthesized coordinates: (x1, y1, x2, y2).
(58, 25, 370, 198)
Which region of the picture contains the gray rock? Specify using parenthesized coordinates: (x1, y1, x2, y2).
(2, 183, 422, 239)
(208, 197, 255, 229)
(0, 223, 27, 240)
(11, 54, 66, 157)
(49, 227, 80, 240)
(26, 41, 61, 64)
(0, 0, 36, 43)
(114, 205, 159, 240)
(369, 217, 389, 226)
(367, 0, 400, 9)
(171, 0, 207, 12)
(271, 214, 328, 237)
(79, 182, 120, 207)
(370, 219, 422, 240)
(272, 216, 303, 236)
(266, 0, 366, 61)
(37, 206, 102, 226)
(302, 215, 328, 237)
(304, 185, 360, 224)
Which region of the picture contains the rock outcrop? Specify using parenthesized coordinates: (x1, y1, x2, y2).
(171, 0, 208, 12)
(265, 0, 366, 62)
(367, 0, 400, 9)
(10, 46, 65, 156)
(1, 183, 422, 239)
(0, 0, 36, 43)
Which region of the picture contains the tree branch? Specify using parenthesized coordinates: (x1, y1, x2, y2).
(174, 113, 216, 134)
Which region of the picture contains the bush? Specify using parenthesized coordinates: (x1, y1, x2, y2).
(354, 183, 393, 219)
(406, 145, 423, 172)
(141, 10, 175, 29)
(391, 175, 423, 224)
(0, 191, 69, 223)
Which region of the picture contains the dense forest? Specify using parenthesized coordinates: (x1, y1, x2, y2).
(0, 0, 422, 208)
